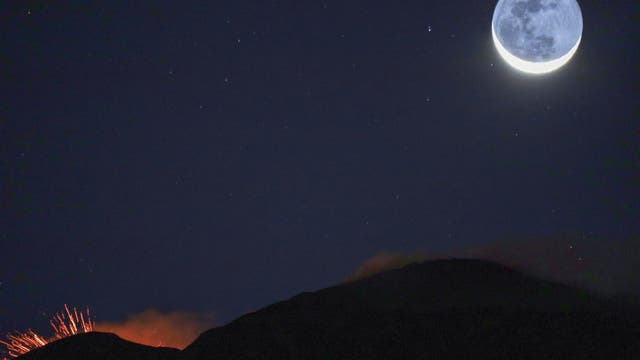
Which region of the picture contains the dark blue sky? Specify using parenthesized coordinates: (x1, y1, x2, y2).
(1, 0, 638, 339)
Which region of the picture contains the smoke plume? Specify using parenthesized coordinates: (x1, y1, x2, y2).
(346, 252, 431, 282)
(349, 234, 640, 301)
(94, 309, 215, 350)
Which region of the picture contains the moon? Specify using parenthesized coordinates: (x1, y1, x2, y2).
(491, 0, 583, 74)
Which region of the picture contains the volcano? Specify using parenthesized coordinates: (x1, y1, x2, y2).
(16, 259, 640, 359)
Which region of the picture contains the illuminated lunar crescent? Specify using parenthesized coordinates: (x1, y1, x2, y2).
(491, 0, 583, 74)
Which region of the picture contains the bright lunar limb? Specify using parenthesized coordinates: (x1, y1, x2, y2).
(491, 0, 583, 74)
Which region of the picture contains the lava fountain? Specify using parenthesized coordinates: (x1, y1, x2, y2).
(1, 305, 94, 359)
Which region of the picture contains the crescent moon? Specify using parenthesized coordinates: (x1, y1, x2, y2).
(492, 23, 582, 75)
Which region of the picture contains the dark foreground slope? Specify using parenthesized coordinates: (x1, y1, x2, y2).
(17, 332, 179, 360)
(184, 259, 640, 359)
(18, 259, 640, 360)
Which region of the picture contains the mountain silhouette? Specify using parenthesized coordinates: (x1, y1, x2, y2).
(17, 259, 640, 359)
(16, 332, 179, 360)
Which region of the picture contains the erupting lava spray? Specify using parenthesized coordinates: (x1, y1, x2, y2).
(1, 305, 94, 359)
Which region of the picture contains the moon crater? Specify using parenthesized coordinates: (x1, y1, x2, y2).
(492, 0, 583, 74)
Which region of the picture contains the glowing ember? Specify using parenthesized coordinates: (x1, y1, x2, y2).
(0, 330, 47, 359)
(1, 305, 94, 358)
(50, 305, 94, 339)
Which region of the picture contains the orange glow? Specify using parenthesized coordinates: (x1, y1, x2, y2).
(94, 309, 215, 350)
(1, 305, 94, 358)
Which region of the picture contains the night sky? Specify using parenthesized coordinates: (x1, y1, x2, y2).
(1, 0, 638, 342)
